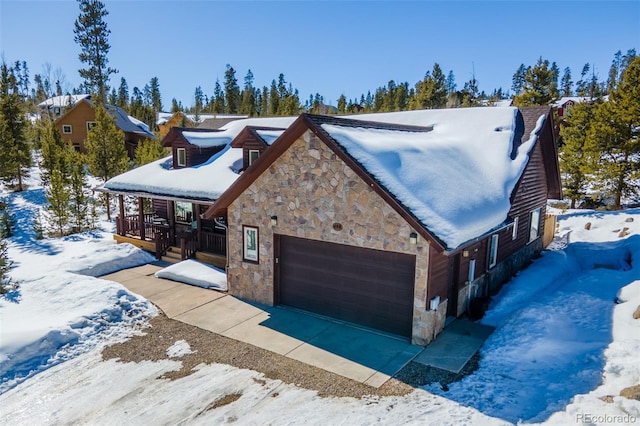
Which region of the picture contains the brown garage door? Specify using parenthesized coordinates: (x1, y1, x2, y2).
(276, 235, 416, 337)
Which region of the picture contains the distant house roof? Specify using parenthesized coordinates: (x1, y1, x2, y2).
(552, 96, 609, 107)
(156, 112, 248, 127)
(38, 94, 91, 109)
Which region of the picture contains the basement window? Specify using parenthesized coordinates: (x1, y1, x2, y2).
(489, 234, 499, 268)
(529, 208, 542, 243)
(177, 148, 186, 167)
(62, 125, 72, 134)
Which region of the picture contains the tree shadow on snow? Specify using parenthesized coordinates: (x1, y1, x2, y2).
(4, 189, 60, 255)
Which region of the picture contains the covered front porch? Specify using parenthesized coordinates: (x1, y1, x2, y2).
(110, 192, 227, 268)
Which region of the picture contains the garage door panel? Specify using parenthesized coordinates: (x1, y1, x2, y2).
(278, 235, 416, 337)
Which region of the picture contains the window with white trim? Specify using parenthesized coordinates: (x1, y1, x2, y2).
(86, 121, 97, 131)
(249, 149, 260, 166)
(62, 125, 72, 134)
(176, 148, 186, 167)
(489, 234, 499, 268)
(529, 208, 542, 242)
(512, 216, 519, 240)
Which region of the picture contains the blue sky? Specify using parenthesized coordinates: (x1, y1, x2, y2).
(1, 0, 639, 109)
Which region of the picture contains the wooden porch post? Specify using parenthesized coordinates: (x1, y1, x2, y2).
(195, 203, 202, 250)
(118, 195, 125, 236)
(138, 197, 145, 241)
(168, 200, 175, 245)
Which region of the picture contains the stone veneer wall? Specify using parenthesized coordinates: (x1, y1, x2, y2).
(227, 130, 443, 345)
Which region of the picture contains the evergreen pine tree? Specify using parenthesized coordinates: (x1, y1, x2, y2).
(446, 70, 457, 94)
(0, 62, 31, 191)
(583, 57, 640, 208)
(134, 139, 167, 167)
(240, 69, 256, 116)
(0, 237, 13, 294)
(46, 169, 71, 236)
(512, 57, 560, 106)
(268, 80, 279, 115)
(560, 67, 573, 96)
(337, 94, 347, 114)
(461, 76, 480, 106)
(149, 77, 162, 112)
(559, 102, 595, 208)
(85, 104, 129, 219)
(511, 64, 526, 95)
(575, 63, 591, 96)
(74, 0, 117, 102)
(224, 65, 240, 114)
(260, 86, 268, 116)
(39, 120, 68, 186)
(170, 97, 182, 113)
(193, 86, 204, 124)
(211, 79, 225, 113)
(117, 77, 129, 109)
(66, 148, 92, 233)
(0, 206, 15, 238)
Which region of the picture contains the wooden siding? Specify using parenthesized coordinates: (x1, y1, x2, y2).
(57, 101, 95, 151)
(241, 136, 268, 170)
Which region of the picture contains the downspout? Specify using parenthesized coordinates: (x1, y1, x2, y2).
(213, 217, 229, 272)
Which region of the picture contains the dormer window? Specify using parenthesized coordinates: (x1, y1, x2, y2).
(177, 148, 186, 167)
(249, 149, 260, 166)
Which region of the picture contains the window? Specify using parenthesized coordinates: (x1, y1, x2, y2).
(489, 234, 499, 268)
(176, 148, 186, 167)
(249, 149, 260, 166)
(86, 121, 97, 131)
(54, 107, 61, 116)
(243, 225, 259, 263)
(175, 201, 193, 223)
(512, 216, 519, 240)
(62, 125, 72, 134)
(529, 208, 542, 242)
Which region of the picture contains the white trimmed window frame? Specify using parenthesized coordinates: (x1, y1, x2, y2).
(512, 216, 519, 240)
(176, 148, 186, 167)
(248, 149, 260, 166)
(529, 208, 542, 243)
(62, 124, 72, 134)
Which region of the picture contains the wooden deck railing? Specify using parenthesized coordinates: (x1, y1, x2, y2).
(200, 231, 226, 256)
(180, 231, 198, 260)
(116, 214, 156, 240)
(154, 224, 171, 259)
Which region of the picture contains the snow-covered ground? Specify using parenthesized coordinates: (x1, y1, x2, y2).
(1, 169, 639, 424)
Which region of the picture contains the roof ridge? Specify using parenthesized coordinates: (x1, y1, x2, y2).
(302, 113, 434, 133)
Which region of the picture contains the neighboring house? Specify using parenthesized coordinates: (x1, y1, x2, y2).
(198, 115, 248, 130)
(37, 94, 91, 119)
(202, 107, 561, 345)
(56, 98, 156, 156)
(553, 96, 609, 117)
(101, 107, 561, 346)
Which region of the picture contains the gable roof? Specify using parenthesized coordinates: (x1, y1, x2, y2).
(205, 108, 554, 251)
(230, 126, 287, 148)
(38, 94, 90, 109)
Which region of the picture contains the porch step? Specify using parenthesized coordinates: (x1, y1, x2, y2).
(161, 247, 183, 264)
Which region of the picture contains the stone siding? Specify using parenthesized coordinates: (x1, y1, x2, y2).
(227, 130, 441, 345)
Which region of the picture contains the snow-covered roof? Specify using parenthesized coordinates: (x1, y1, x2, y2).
(316, 107, 543, 248)
(103, 116, 297, 201)
(103, 103, 155, 138)
(552, 96, 609, 107)
(256, 129, 285, 145)
(156, 112, 249, 126)
(37, 94, 90, 108)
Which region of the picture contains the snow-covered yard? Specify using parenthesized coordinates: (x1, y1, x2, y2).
(1, 173, 639, 424)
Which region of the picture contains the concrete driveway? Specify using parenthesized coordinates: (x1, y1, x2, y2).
(101, 262, 422, 388)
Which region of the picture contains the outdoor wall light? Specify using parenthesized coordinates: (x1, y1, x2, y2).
(463, 250, 469, 257)
(270, 215, 278, 226)
(409, 232, 418, 244)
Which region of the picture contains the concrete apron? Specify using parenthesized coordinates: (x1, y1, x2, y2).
(412, 317, 495, 373)
(100, 263, 422, 388)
